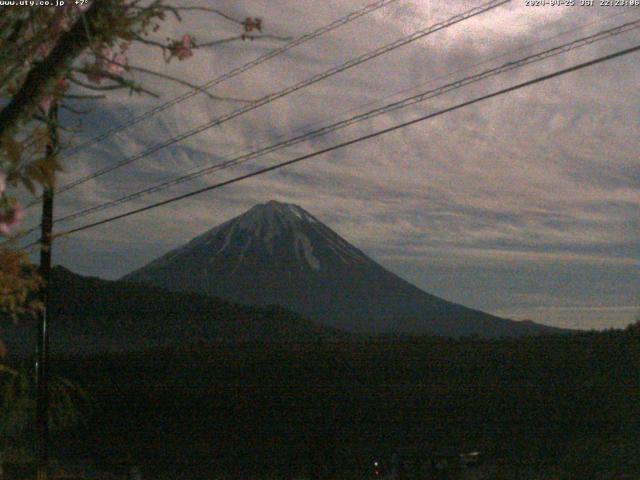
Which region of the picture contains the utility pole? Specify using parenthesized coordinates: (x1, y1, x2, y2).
(36, 103, 57, 480)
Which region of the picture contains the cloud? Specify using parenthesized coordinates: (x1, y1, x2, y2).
(33, 0, 640, 329)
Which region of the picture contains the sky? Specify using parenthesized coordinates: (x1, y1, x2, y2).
(17, 0, 640, 330)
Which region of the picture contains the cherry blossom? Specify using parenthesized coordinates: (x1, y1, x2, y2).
(39, 95, 53, 114)
(50, 10, 71, 38)
(107, 51, 127, 75)
(36, 42, 52, 59)
(31, 10, 73, 61)
(85, 71, 102, 85)
(39, 78, 70, 114)
(0, 202, 25, 236)
(56, 77, 70, 91)
(243, 17, 262, 32)
(169, 34, 194, 61)
(86, 46, 128, 84)
(96, 46, 124, 75)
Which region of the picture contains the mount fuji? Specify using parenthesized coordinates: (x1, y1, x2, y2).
(123, 201, 561, 337)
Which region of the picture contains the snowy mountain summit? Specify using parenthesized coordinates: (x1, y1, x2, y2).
(216, 200, 369, 271)
(124, 201, 562, 338)
(145, 200, 368, 275)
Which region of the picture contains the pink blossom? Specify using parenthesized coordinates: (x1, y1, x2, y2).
(56, 77, 70, 92)
(39, 78, 68, 113)
(170, 34, 193, 61)
(39, 95, 53, 114)
(86, 47, 127, 84)
(0, 202, 25, 236)
(29, 11, 72, 65)
(98, 46, 126, 75)
(36, 41, 52, 59)
(85, 70, 103, 85)
(243, 17, 262, 32)
(50, 11, 71, 38)
(106, 52, 127, 75)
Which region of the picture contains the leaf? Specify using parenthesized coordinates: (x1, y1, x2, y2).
(1, 134, 23, 166)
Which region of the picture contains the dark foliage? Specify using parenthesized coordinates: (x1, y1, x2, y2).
(0, 266, 344, 357)
(40, 329, 640, 479)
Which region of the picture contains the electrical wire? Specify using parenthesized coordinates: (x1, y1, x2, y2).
(40, 44, 639, 244)
(9, 14, 637, 246)
(51, 0, 511, 196)
(53, 19, 640, 226)
(60, 0, 403, 160)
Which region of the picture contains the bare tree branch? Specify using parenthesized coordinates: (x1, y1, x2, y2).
(132, 33, 167, 50)
(197, 33, 292, 48)
(126, 64, 253, 103)
(70, 69, 160, 98)
(158, 5, 182, 22)
(62, 93, 107, 100)
(59, 103, 95, 115)
(170, 6, 244, 25)
(68, 75, 128, 92)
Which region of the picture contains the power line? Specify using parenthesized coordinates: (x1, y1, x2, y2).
(52, 0, 511, 196)
(60, 0, 402, 160)
(46, 44, 640, 243)
(23, 0, 401, 212)
(7, 13, 636, 247)
(52, 19, 640, 226)
(5, 0, 511, 248)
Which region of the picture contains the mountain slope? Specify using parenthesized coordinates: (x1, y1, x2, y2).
(1, 266, 344, 356)
(123, 201, 562, 338)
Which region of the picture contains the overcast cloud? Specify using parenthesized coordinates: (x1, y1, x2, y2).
(20, 0, 639, 329)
